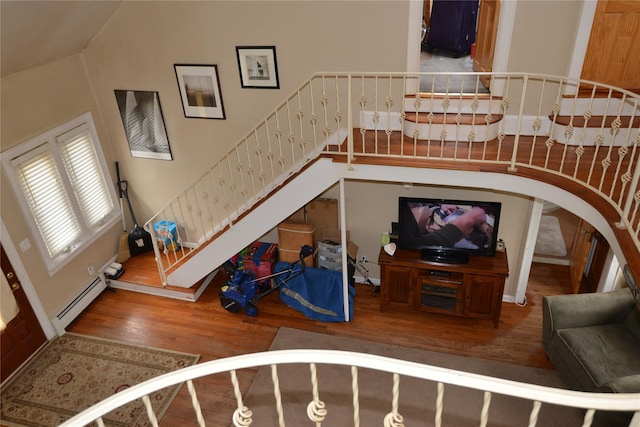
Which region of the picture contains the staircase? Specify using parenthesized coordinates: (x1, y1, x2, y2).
(402, 92, 504, 143)
(137, 72, 640, 300)
(551, 94, 640, 146)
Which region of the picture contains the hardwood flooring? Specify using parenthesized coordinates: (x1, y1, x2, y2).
(67, 262, 572, 426)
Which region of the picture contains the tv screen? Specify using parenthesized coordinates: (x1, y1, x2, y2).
(397, 197, 501, 258)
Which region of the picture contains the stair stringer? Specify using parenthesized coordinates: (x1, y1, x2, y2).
(165, 158, 346, 287)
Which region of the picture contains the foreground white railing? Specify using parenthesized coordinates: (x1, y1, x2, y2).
(143, 72, 640, 286)
(58, 349, 640, 427)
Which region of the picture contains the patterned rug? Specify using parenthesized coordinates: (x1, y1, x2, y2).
(0, 333, 199, 427)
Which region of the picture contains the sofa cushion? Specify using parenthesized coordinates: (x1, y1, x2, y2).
(555, 323, 640, 391)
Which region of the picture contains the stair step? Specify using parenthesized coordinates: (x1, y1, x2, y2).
(550, 114, 639, 146)
(405, 112, 503, 125)
(404, 93, 504, 115)
(403, 112, 502, 142)
(550, 114, 640, 128)
(559, 96, 638, 117)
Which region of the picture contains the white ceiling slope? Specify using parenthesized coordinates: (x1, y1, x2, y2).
(0, 1, 122, 78)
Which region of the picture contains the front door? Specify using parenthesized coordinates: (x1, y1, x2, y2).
(579, 230, 610, 293)
(1, 244, 47, 382)
(581, 0, 640, 92)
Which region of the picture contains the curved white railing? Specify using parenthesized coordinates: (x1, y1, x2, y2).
(58, 349, 640, 427)
(143, 72, 640, 286)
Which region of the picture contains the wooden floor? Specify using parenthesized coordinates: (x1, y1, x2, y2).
(67, 262, 572, 426)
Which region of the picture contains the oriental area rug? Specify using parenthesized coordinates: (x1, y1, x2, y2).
(0, 333, 199, 427)
(243, 327, 584, 427)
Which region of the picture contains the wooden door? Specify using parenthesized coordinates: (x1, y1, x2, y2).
(381, 265, 415, 310)
(1, 244, 47, 382)
(581, 0, 640, 92)
(464, 274, 500, 318)
(472, 0, 501, 88)
(423, 0, 431, 30)
(569, 219, 594, 294)
(579, 231, 610, 293)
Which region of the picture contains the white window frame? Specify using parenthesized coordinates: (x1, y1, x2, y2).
(2, 112, 120, 275)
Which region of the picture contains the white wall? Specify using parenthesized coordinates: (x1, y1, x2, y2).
(82, 1, 411, 222)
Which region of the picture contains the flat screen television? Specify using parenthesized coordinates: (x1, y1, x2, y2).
(397, 197, 501, 263)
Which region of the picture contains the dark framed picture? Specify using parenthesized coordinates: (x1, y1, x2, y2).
(114, 90, 173, 160)
(174, 64, 226, 119)
(236, 46, 280, 89)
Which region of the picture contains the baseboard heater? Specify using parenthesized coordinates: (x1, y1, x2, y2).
(51, 276, 107, 335)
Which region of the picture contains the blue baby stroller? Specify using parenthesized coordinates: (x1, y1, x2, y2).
(218, 245, 313, 317)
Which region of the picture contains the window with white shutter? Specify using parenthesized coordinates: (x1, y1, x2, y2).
(57, 125, 114, 229)
(2, 113, 119, 274)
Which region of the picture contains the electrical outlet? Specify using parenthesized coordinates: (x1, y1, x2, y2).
(87, 264, 95, 275)
(360, 255, 367, 263)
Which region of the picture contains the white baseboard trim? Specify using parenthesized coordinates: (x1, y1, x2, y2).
(51, 275, 107, 335)
(502, 115, 552, 136)
(502, 294, 517, 304)
(354, 275, 380, 286)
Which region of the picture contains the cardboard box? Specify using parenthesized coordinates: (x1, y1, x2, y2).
(320, 228, 358, 260)
(278, 220, 315, 263)
(288, 198, 338, 244)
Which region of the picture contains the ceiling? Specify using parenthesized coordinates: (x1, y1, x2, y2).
(0, 1, 123, 78)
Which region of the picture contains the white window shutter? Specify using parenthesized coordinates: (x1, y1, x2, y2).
(12, 145, 82, 259)
(57, 127, 115, 229)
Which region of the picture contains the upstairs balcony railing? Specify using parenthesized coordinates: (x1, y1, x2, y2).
(143, 72, 640, 286)
(59, 349, 640, 427)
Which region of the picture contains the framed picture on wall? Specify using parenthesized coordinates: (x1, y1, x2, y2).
(174, 64, 226, 119)
(236, 46, 280, 89)
(114, 90, 173, 160)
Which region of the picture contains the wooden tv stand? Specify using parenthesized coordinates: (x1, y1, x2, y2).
(378, 247, 509, 328)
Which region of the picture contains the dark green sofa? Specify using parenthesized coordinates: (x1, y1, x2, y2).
(542, 288, 640, 426)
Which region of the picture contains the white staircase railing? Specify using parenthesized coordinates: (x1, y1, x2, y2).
(58, 349, 640, 427)
(143, 72, 640, 287)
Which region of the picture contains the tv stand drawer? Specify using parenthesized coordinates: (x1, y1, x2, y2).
(425, 269, 463, 284)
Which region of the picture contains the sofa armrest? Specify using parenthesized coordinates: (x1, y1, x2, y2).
(542, 288, 636, 351)
(596, 375, 640, 393)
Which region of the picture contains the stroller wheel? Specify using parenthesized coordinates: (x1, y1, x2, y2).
(246, 304, 259, 317)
